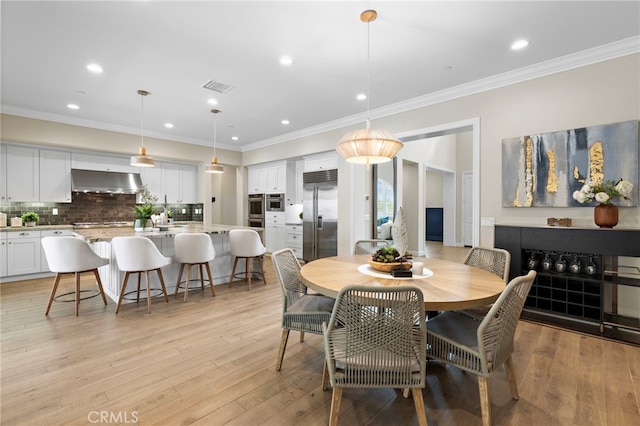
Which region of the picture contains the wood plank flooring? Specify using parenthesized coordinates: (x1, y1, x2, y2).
(1, 242, 639, 425)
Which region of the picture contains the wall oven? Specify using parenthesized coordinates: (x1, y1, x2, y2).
(248, 217, 265, 229)
(265, 193, 285, 212)
(248, 193, 265, 219)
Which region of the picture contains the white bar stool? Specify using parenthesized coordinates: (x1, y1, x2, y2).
(111, 236, 171, 314)
(228, 229, 267, 291)
(41, 236, 109, 317)
(174, 233, 216, 302)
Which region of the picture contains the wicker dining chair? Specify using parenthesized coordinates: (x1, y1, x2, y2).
(458, 247, 511, 319)
(354, 239, 391, 255)
(323, 285, 428, 426)
(272, 248, 335, 371)
(426, 270, 536, 426)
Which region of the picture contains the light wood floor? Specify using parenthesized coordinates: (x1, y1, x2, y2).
(1, 243, 639, 425)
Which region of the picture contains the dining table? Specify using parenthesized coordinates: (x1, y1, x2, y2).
(300, 255, 506, 311)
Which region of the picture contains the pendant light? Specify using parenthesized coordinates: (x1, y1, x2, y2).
(130, 89, 155, 167)
(336, 9, 403, 166)
(205, 108, 224, 174)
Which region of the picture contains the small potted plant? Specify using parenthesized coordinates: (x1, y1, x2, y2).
(21, 211, 39, 227)
(132, 204, 155, 231)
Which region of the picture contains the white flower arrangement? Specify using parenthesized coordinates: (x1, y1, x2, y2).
(572, 178, 633, 205)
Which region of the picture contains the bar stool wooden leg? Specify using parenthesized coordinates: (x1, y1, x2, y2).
(136, 272, 142, 304)
(157, 269, 169, 303)
(74, 272, 81, 317)
(93, 269, 108, 306)
(229, 257, 239, 288)
(145, 270, 152, 314)
(199, 264, 205, 290)
(174, 263, 185, 297)
(257, 255, 266, 285)
(246, 257, 252, 290)
(115, 272, 131, 314)
(204, 262, 215, 297)
(184, 263, 192, 302)
(45, 273, 62, 315)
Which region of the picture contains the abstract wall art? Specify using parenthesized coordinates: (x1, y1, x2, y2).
(502, 120, 639, 207)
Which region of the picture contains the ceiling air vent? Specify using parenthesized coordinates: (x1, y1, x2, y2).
(201, 79, 235, 94)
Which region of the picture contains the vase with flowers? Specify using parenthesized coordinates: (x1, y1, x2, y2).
(572, 178, 634, 228)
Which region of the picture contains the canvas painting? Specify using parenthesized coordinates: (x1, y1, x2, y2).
(502, 120, 639, 207)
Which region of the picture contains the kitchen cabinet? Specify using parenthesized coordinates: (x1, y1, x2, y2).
(139, 165, 163, 203)
(40, 229, 74, 272)
(71, 152, 137, 173)
(304, 152, 338, 172)
(162, 162, 196, 203)
(4, 145, 39, 202)
(0, 234, 7, 277)
(248, 161, 295, 195)
(0, 146, 6, 202)
(265, 212, 287, 253)
(7, 230, 41, 276)
(286, 224, 303, 259)
(40, 150, 72, 202)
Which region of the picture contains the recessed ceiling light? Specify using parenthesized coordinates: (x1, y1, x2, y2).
(232, 136, 239, 141)
(511, 39, 530, 50)
(207, 98, 219, 106)
(280, 56, 294, 66)
(164, 123, 174, 129)
(357, 93, 367, 101)
(86, 63, 103, 73)
(67, 104, 79, 110)
(281, 120, 290, 125)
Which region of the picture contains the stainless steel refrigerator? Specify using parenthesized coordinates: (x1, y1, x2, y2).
(303, 169, 338, 261)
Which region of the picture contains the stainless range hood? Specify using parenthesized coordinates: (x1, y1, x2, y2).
(71, 169, 143, 193)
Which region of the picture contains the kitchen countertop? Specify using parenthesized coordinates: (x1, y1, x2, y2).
(1, 224, 73, 232)
(72, 223, 264, 243)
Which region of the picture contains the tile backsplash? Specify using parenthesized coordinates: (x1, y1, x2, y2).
(0, 193, 202, 225)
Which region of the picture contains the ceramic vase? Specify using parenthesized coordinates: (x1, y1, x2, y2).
(594, 204, 618, 228)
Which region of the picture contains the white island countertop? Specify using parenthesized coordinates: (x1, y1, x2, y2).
(73, 223, 263, 243)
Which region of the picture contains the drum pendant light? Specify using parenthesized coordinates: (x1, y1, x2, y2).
(336, 9, 403, 166)
(205, 109, 224, 174)
(130, 90, 155, 167)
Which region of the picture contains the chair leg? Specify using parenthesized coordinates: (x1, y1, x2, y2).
(157, 269, 169, 303)
(229, 257, 239, 288)
(183, 263, 192, 303)
(198, 264, 205, 290)
(478, 376, 492, 426)
(329, 387, 343, 426)
(93, 269, 108, 306)
(145, 270, 152, 314)
(276, 328, 290, 371)
(257, 255, 266, 285)
(322, 360, 330, 391)
(115, 272, 131, 314)
(136, 272, 142, 304)
(45, 273, 62, 315)
(174, 263, 185, 297)
(504, 355, 520, 400)
(74, 271, 81, 317)
(299, 331, 305, 342)
(246, 257, 252, 290)
(204, 262, 215, 297)
(411, 388, 428, 426)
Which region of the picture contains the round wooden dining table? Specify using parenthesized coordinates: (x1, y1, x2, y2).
(300, 255, 506, 311)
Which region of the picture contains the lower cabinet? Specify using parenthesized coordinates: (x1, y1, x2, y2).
(265, 225, 286, 253)
(286, 224, 303, 259)
(0, 234, 7, 277)
(6, 230, 41, 276)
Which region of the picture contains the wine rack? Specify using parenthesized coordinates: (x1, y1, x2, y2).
(495, 225, 640, 345)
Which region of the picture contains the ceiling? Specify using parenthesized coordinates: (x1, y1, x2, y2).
(2, 1, 639, 153)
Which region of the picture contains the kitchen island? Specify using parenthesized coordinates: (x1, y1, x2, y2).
(73, 223, 264, 304)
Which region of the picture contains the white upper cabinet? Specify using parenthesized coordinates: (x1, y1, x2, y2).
(139, 165, 163, 203)
(304, 152, 338, 172)
(5, 145, 39, 202)
(162, 162, 196, 203)
(248, 161, 294, 195)
(71, 152, 138, 173)
(40, 149, 72, 202)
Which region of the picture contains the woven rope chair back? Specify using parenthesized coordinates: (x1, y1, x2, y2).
(464, 247, 511, 283)
(271, 248, 307, 307)
(325, 285, 426, 389)
(477, 270, 536, 372)
(354, 239, 390, 255)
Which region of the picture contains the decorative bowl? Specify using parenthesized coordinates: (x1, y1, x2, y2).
(367, 259, 412, 272)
